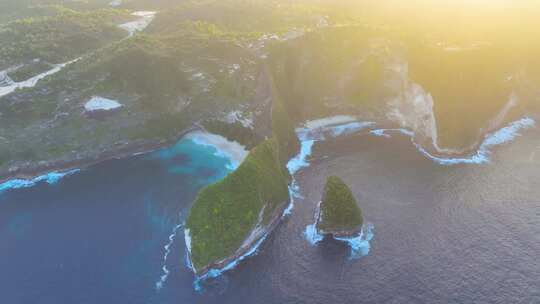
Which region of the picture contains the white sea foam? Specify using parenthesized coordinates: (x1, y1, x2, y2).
(0, 58, 79, 98)
(156, 222, 183, 291)
(370, 129, 391, 138)
(285, 118, 374, 215)
(304, 211, 374, 260)
(188, 133, 318, 290)
(0, 169, 80, 194)
(119, 11, 156, 36)
(191, 225, 271, 292)
(186, 131, 248, 170)
(334, 223, 375, 259)
(184, 228, 195, 273)
(304, 223, 324, 245)
(370, 117, 536, 165)
(304, 201, 323, 245)
(287, 140, 315, 175)
(187, 116, 381, 289)
(283, 141, 313, 216)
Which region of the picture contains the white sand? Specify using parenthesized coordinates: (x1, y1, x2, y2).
(186, 131, 248, 169)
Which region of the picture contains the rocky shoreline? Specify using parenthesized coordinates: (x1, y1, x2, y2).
(316, 205, 363, 239)
(188, 199, 290, 279)
(0, 124, 203, 185)
(3, 114, 532, 185)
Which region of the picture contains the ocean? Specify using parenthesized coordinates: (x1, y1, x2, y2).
(0, 121, 539, 304)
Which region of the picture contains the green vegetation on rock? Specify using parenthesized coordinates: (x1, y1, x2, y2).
(186, 138, 290, 271)
(7, 60, 52, 82)
(317, 176, 363, 234)
(0, 7, 131, 68)
(186, 72, 300, 273)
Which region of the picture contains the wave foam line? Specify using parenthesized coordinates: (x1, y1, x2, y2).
(189, 180, 304, 291)
(304, 222, 375, 260)
(0, 169, 80, 194)
(284, 140, 315, 215)
(186, 131, 248, 170)
(285, 117, 374, 215)
(304, 223, 324, 245)
(370, 117, 536, 165)
(334, 223, 375, 259)
(187, 117, 376, 290)
(191, 224, 272, 292)
(156, 222, 183, 291)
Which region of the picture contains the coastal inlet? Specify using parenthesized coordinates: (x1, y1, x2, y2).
(0, 117, 539, 303)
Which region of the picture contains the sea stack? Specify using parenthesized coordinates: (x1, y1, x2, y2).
(316, 176, 363, 238)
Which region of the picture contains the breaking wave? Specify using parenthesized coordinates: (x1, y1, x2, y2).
(334, 223, 375, 260)
(304, 223, 324, 246)
(0, 169, 80, 194)
(304, 221, 375, 260)
(285, 117, 374, 214)
(186, 131, 248, 170)
(190, 225, 271, 292)
(156, 222, 183, 291)
(186, 116, 375, 290)
(284, 140, 314, 215)
(371, 117, 536, 165)
(183, 115, 535, 289)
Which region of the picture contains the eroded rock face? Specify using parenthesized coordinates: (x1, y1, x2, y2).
(316, 176, 363, 238)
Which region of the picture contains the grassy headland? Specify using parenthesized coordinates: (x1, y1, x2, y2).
(186, 78, 299, 273)
(186, 138, 290, 271)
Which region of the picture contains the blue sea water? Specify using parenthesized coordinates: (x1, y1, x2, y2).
(0, 137, 234, 304)
(0, 119, 539, 304)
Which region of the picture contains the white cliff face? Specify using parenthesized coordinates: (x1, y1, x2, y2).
(385, 60, 465, 154)
(384, 60, 524, 155)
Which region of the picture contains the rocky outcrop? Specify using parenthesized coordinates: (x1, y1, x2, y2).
(185, 73, 299, 279)
(316, 176, 363, 238)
